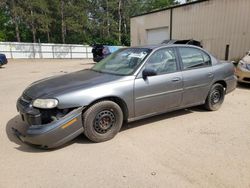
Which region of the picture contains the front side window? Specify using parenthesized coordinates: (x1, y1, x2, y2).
(92, 48, 151, 75)
(144, 48, 178, 74)
(179, 47, 211, 70)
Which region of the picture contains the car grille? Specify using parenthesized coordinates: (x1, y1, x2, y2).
(243, 77, 250, 82)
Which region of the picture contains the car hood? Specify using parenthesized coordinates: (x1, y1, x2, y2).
(23, 69, 124, 99)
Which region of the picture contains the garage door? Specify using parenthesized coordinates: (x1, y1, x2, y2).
(147, 27, 169, 45)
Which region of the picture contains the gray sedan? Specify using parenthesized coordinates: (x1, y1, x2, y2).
(14, 44, 237, 148)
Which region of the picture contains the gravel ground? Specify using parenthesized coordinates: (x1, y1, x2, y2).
(0, 59, 250, 188)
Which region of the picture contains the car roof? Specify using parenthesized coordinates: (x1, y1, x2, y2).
(131, 44, 202, 50)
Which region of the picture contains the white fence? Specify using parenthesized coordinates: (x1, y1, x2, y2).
(0, 42, 93, 59)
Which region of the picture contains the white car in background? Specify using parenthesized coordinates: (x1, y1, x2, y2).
(236, 51, 250, 83)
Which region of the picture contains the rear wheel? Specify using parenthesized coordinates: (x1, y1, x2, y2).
(82, 101, 123, 142)
(204, 83, 225, 111)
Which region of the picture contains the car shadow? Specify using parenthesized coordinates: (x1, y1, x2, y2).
(6, 106, 206, 152)
(121, 107, 205, 132)
(237, 82, 250, 89)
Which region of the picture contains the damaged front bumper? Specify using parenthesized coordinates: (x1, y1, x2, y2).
(15, 99, 84, 149)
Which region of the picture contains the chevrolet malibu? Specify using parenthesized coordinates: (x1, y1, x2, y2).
(14, 45, 237, 148)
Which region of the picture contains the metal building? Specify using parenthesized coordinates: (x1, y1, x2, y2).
(130, 0, 250, 60)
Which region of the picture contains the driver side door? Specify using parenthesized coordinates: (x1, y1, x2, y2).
(134, 47, 183, 118)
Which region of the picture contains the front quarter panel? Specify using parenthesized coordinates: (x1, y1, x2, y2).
(55, 76, 135, 118)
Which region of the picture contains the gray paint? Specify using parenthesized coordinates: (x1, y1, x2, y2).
(23, 44, 236, 121)
(17, 44, 237, 148)
(14, 107, 84, 148)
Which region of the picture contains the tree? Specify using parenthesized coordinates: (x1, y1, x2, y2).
(18, 0, 53, 43)
(60, 0, 66, 43)
(10, 0, 21, 42)
(0, 0, 23, 42)
(0, 0, 178, 45)
(36, 0, 52, 43)
(118, 0, 122, 43)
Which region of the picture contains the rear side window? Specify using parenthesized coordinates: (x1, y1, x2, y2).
(179, 47, 211, 70)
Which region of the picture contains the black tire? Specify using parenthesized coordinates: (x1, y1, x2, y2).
(204, 83, 225, 111)
(83, 100, 123, 142)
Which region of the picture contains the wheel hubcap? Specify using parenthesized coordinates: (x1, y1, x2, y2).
(211, 90, 221, 104)
(94, 110, 115, 134)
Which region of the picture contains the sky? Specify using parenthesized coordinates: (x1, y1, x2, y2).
(177, 0, 186, 3)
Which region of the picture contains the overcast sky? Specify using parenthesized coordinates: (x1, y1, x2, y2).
(177, 0, 186, 3)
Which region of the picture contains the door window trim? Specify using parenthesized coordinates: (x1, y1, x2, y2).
(136, 47, 181, 79)
(177, 46, 212, 71)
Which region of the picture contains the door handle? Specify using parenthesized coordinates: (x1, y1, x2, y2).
(172, 77, 181, 82)
(208, 72, 214, 78)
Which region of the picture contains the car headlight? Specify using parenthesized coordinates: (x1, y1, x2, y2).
(32, 99, 58, 109)
(238, 60, 247, 70)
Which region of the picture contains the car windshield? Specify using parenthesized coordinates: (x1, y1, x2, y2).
(92, 48, 151, 75)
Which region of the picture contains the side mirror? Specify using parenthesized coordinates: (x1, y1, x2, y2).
(142, 68, 157, 79)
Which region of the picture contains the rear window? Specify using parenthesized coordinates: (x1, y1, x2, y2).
(179, 47, 211, 70)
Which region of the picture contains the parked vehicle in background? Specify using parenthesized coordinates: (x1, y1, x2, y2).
(162, 39, 203, 48)
(91, 44, 122, 62)
(14, 44, 236, 149)
(235, 51, 250, 83)
(0, 54, 8, 67)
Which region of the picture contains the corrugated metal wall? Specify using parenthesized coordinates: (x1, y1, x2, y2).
(131, 0, 250, 60)
(131, 10, 171, 46)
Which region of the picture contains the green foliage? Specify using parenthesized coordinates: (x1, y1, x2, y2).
(0, 6, 16, 41)
(0, 0, 178, 45)
(0, 10, 7, 41)
(144, 0, 178, 11)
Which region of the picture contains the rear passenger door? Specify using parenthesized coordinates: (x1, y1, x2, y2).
(178, 47, 213, 106)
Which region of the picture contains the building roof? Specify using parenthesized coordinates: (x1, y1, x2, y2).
(131, 0, 209, 18)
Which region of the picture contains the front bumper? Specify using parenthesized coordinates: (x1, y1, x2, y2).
(14, 102, 84, 149)
(235, 68, 250, 83)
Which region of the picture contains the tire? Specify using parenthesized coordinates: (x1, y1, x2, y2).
(82, 100, 123, 142)
(204, 83, 225, 111)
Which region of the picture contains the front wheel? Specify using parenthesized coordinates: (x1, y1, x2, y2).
(204, 83, 225, 111)
(82, 101, 123, 142)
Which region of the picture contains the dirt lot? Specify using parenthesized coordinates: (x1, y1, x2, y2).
(0, 59, 250, 188)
